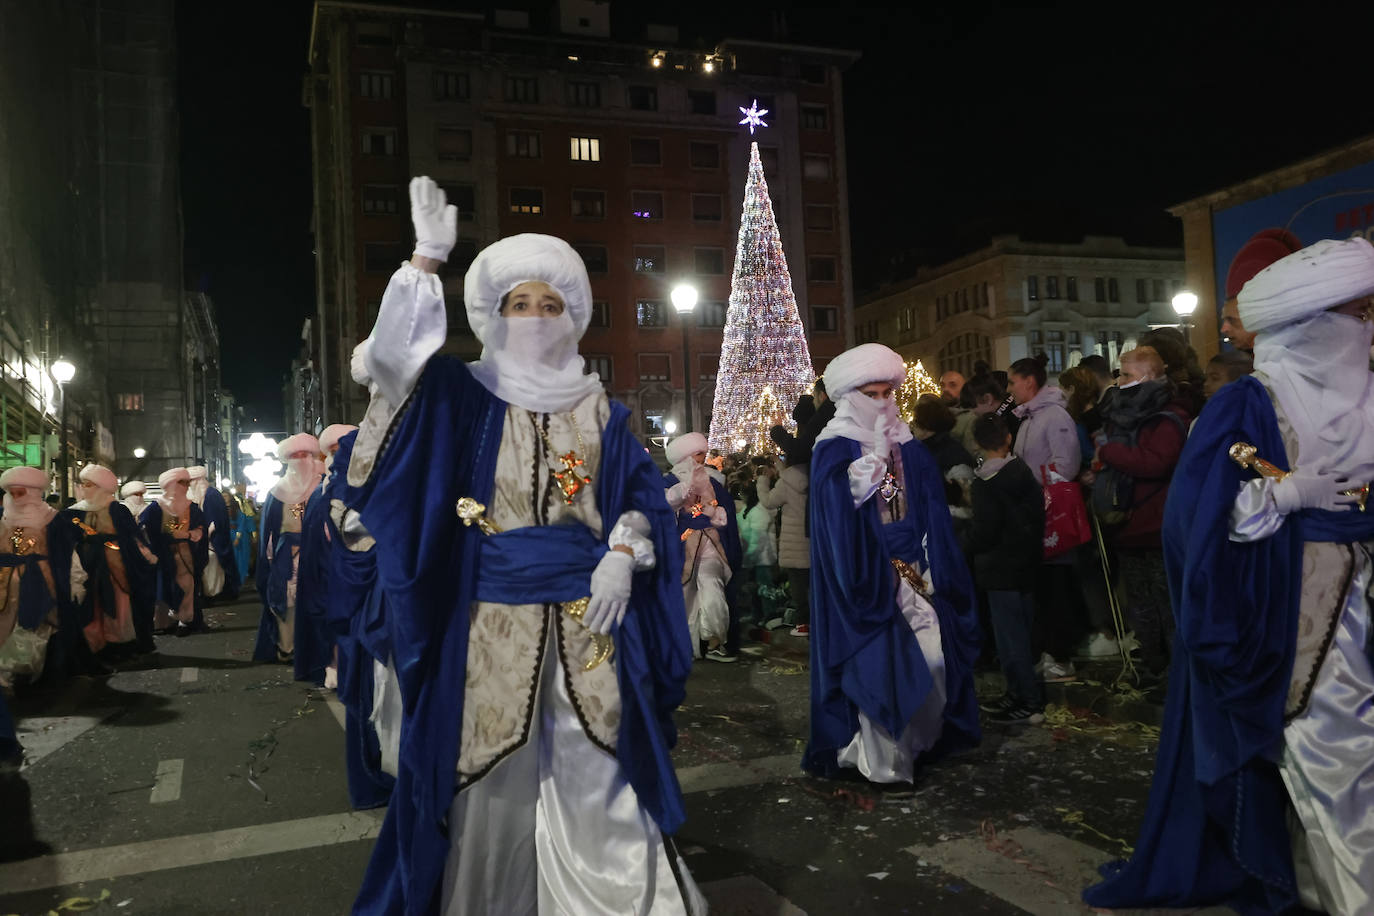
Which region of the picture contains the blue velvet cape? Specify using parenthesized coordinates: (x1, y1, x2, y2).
(661, 470, 742, 597)
(292, 483, 338, 685)
(1084, 376, 1374, 914)
(338, 358, 692, 915)
(138, 502, 208, 629)
(252, 490, 320, 663)
(60, 502, 154, 636)
(804, 435, 982, 777)
(201, 485, 241, 600)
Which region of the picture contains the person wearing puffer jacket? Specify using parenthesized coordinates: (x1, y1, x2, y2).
(735, 480, 779, 628)
(757, 444, 810, 634)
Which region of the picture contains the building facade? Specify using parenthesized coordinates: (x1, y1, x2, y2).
(855, 236, 1186, 379)
(307, 1, 858, 436)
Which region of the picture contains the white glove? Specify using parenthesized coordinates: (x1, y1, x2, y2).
(670, 458, 697, 483)
(584, 549, 634, 635)
(409, 176, 458, 262)
(1272, 467, 1361, 514)
(350, 340, 372, 385)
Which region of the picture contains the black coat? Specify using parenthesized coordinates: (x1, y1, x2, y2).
(919, 432, 974, 475)
(961, 456, 1044, 591)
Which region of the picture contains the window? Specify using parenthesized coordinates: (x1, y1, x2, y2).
(802, 154, 832, 180)
(694, 247, 725, 274)
(569, 136, 601, 161)
(440, 183, 475, 221)
(898, 308, 914, 333)
(691, 193, 723, 222)
(359, 71, 394, 100)
(633, 245, 665, 272)
(1069, 330, 1082, 347)
(504, 76, 539, 103)
(800, 104, 828, 130)
(811, 306, 839, 332)
(364, 242, 403, 273)
(361, 184, 400, 215)
(361, 128, 396, 156)
(980, 282, 990, 309)
(589, 301, 611, 328)
(627, 85, 658, 111)
(436, 126, 472, 161)
(434, 70, 470, 101)
(586, 355, 612, 382)
(630, 191, 663, 220)
(805, 205, 835, 231)
(688, 89, 716, 115)
(1153, 279, 1165, 302)
(116, 392, 144, 412)
(809, 255, 837, 282)
(689, 141, 719, 169)
(571, 188, 605, 219)
(574, 243, 608, 273)
(1108, 278, 1120, 302)
(1046, 276, 1059, 299)
(508, 187, 543, 215)
(800, 62, 827, 84)
(506, 130, 541, 158)
(1094, 277, 1106, 302)
(629, 137, 661, 165)
(1066, 276, 1078, 302)
(566, 81, 601, 107)
(636, 300, 668, 326)
(1027, 276, 1039, 300)
(1136, 278, 1148, 303)
(697, 301, 727, 327)
(757, 145, 779, 175)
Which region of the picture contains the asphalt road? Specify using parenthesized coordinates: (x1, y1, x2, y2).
(0, 588, 1227, 915)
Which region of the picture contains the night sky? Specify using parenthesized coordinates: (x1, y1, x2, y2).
(178, 2, 1374, 427)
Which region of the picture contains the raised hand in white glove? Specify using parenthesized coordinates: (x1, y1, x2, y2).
(409, 176, 458, 263)
(350, 340, 372, 385)
(583, 549, 635, 635)
(670, 458, 697, 483)
(1272, 467, 1362, 514)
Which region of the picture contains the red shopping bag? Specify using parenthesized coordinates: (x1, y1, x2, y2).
(1042, 465, 1091, 559)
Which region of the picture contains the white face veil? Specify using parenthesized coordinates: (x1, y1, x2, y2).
(815, 343, 913, 450)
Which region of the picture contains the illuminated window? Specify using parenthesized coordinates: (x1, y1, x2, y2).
(569, 137, 601, 161)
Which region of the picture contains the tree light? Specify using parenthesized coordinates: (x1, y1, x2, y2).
(670, 284, 699, 315)
(1172, 290, 1198, 317)
(51, 358, 75, 384)
(132, 447, 147, 459)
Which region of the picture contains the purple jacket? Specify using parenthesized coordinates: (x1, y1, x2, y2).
(1012, 386, 1081, 485)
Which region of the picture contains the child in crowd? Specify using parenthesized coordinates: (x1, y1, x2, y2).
(735, 477, 779, 628)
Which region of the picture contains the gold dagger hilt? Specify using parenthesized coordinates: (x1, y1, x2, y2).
(1229, 442, 1368, 511)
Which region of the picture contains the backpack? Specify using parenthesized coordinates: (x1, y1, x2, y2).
(1090, 409, 1187, 525)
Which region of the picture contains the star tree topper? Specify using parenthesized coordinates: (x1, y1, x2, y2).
(738, 99, 769, 134)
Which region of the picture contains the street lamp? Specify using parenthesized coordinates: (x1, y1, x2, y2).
(1172, 290, 1198, 344)
(671, 283, 699, 431)
(51, 358, 76, 501)
(132, 447, 147, 459)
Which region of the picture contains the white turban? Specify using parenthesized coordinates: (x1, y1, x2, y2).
(158, 467, 189, 490)
(822, 344, 907, 399)
(121, 480, 147, 497)
(186, 465, 208, 480)
(666, 432, 709, 466)
(79, 464, 118, 493)
(1, 467, 52, 527)
(319, 424, 357, 455)
(1238, 237, 1374, 333)
(0, 466, 48, 491)
(463, 234, 593, 343)
(277, 433, 321, 460)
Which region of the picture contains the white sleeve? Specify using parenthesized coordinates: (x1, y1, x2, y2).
(1229, 478, 1285, 543)
(362, 261, 449, 407)
(707, 503, 729, 529)
(70, 550, 88, 603)
(847, 454, 888, 509)
(607, 510, 655, 571)
(664, 481, 690, 511)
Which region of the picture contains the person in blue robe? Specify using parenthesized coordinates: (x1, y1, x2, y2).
(140, 468, 208, 636)
(338, 183, 704, 914)
(662, 431, 743, 661)
(803, 344, 982, 789)
(292, 424, 357, 686)
(253, 434, 323, 664)
(1084, 238, 1374, 914)
(228, 495, 254, 583)
(188, 466, 241, 602)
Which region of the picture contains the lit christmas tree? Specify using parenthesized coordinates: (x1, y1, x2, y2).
(708, 141, 816, 453)
(897, 360, 941, 423)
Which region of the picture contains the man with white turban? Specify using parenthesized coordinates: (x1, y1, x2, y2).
(66, 464, 157, 658)
(662, 432, 742, 661)
(803, 343, 982, 792)
(187, 465, 240, 601)
(253, 433, 323, 664)
(336, 177, 703, 913)
(120, 480, 148, 518)
(292, 424, 356, 688)
(140, 467, 209, 636)
(1086, 237, 1374, 914)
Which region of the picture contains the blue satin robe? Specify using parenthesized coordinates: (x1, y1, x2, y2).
(201, 485, 241, 600)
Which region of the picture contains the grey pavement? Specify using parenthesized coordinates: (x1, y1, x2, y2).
(0, 591, 1227, 915)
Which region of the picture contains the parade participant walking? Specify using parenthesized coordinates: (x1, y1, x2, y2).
(1086, 237, 1374, 915)
(293, 423, 355, 687)
(140, 468, 208, 636)
(187, 465, 240, 601)
(253, 434, 323, 664)
(337, 177, 704, 913)
(804, 343, 981, 790)
(664, 431, 742, 661)
(227, 495, 254, 581)
(119, 480, 148, 518)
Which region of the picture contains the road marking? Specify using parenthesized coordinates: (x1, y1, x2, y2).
(180, 667, 199, 683)
(16, 712, 118, 771)
(677, 753, 799, 794)
(149, 759, 184, 804)
(0, 809, 385, 894)
(324, 693, 347, 731)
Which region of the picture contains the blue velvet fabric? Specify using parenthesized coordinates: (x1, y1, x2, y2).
(292, 487, 337, 684)
(662, 471, 743, 569)
(0, 553, 56, 630)
(1083, 375, 1374, 914)
(340, 358, 691, 915)
(138, 502, 208, 629)
(60, 503, 154, 635)
(803, 436, 982, 778)
(201, 485, 241, 600)
(252, 493, 318, 663)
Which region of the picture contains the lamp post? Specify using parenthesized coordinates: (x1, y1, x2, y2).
(133, 447, 147, 459)
(671, 283, 699, 432)
(51, 358, 76, 501)
(1172, 290, 1199, 345)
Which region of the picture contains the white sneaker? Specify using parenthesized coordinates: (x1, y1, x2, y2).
(1079, 633, 1119, 658)
(1033, 652, 1052, 676)
(1042, 657, 1077, 682)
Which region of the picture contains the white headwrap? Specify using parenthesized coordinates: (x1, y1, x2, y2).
(464, 234, 603, 413)
(73, 464, 118, 512)
(121, 480, 148, 517)
(816, 344, 913, 450)
(1240, 239, 1374, 484)
(157, 467, 191, 517)
(0, 466, 54, 529)
(665, 433, 709, 466)
(272, 433, 323, 506)
(320, 423, 358, 471)
(186, 464, 210, 506)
